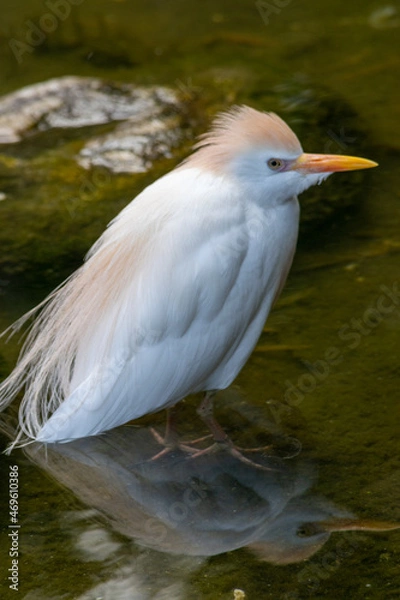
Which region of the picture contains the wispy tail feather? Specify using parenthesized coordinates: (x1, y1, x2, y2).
(0, 273, 81, 451)
(0, 226, 137, 452)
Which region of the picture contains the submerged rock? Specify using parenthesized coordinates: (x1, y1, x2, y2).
(0, 76, 180, 146)
(78, 115, 182, 174)
(0, 76, 189, 283)
(369, 6, 399, 29)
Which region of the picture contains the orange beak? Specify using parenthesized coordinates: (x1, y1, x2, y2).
(291, 153, 378, 174)
(318, 517, 400, 533)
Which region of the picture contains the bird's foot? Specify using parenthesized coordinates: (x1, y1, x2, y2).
(149, 426, 213, 460)
(150, 426, 290, 470)
(186, 437, 276, 471)
(191, 390, 278, 469)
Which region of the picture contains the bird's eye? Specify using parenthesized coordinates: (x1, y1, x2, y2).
(296, 523, 321, 538)
(267, 158, 284, 171)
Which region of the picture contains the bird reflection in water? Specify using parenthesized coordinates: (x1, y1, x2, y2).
(24, 424, 399, 566)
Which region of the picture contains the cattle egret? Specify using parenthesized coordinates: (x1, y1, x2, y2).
(0, 106, 377, 451)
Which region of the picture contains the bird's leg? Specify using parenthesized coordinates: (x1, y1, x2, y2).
(193, 390, 274, 470)
(150, 406, 211, 460)
(150, 407, 190, 460)
(150, 407, 179, 447)
(150, 393, 274, 469)
(196, 390, 229, 443)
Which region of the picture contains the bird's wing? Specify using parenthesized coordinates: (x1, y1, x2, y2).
(36, 168, 264, 442)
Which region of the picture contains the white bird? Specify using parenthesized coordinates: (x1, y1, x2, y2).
(0, 106, 377, 451)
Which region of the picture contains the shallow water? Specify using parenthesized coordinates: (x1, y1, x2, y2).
(0, 1, 399, 599)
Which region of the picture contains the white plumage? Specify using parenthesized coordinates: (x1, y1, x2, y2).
(0, 106, 377, 449)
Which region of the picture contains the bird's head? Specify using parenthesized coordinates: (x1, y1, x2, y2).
(185, 106, 377, 206)
(247, 496, 400, 565)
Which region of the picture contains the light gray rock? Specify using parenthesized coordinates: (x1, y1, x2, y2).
(78, 115, 182, 174)
(0, 76, 183, 174)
